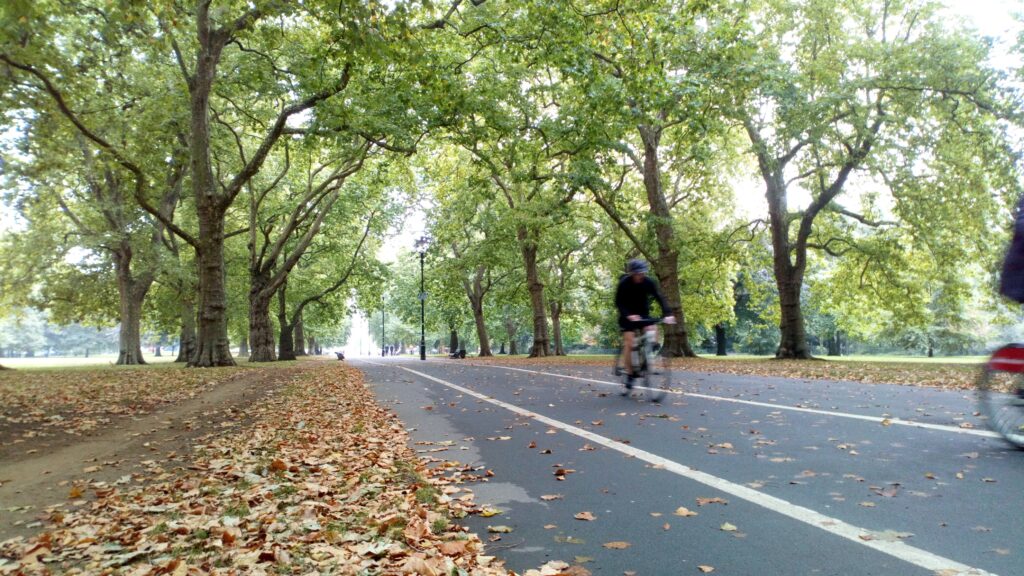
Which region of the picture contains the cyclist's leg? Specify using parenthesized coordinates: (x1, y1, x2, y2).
(621, 330, 635, 376)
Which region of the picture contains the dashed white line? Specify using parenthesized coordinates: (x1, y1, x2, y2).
(395, 364, 995, 576)
(482, 364, 1000, 439)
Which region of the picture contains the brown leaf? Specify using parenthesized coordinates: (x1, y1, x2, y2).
(602, 541, 631, 549)
(541, 494, 563, 501)
(674, 507, 698, 517)
(437, 541, 469, 556)
(574, 511, 596, 521)
(698, 566, 715, 574)
(696, 497, 728, 506)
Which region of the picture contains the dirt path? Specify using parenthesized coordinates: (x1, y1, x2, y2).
(0, 365, 303, 542)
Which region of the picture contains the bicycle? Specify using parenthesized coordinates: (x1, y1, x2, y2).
(613, 317, 673, 402)
(977, 344, 1024, 449)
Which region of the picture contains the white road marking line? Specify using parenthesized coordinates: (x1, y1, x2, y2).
(482, 364, 1000, 439)
(395, 364, 995, 576)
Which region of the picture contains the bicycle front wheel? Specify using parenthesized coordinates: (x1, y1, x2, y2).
(643, 349, 672, 403)
(978, 347, 1024, 449)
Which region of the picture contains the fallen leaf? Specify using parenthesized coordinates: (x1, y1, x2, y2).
(674, 507, 698, 517)
(479, 508, 502, 517)
(487, 525, 513, 533)
(720, 522, 737, 532)
(698, 566, 715, 573)
(602, 541, 631, 549)
(574, 511, 597, 521)
(541, 494, 563, 501)
(696, 497, 728, 506)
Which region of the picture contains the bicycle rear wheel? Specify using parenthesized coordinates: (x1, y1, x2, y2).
(978, 345, 1024, 449)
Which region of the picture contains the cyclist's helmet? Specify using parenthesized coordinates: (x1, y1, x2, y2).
(627, 259, 648, 274)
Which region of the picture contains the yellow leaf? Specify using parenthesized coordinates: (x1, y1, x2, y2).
(479, 508, 502, 517)
(674, 507, 698, 517)
(602, 541, 631, 549)
(487, 525, 513, 533)
(698, 566, 715, 573)
(720, 522, 737, 532)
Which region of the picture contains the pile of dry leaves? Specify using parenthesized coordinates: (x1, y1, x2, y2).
(470, 355, 981, 390)
(0, 366, 251, 445)
(0, 364, 511, 575)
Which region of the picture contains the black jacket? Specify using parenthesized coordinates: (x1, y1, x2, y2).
(615, 274, 668, 319)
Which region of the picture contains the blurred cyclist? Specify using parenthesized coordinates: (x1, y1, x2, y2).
(615, 258, 675, 385)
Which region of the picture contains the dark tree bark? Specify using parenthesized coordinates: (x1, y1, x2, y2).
(715, 323, 727, 356)
(456, 257, 493, 357)
(277, 280, 297, 361)
(112, 245, 152, 365)
(175, 298, 197, 363)
(239, 335, 249, 358)
(307, 336, 316, 356)
(294, 313, 306, 356)
(827, 331, 842, 356)
(504, 317, 519, 355)
(448, 328, 459, 353)
(248, 270, 277, 362)
(519, 232, 550, 357)
(550, 301, 565, 356)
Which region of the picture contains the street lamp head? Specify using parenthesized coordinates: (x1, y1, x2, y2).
(414, 235, 431, 253)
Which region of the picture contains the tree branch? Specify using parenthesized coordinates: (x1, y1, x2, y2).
(0, 54, 200, 248)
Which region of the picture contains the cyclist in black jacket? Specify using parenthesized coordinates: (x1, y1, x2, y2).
(615, 259, 675, 384)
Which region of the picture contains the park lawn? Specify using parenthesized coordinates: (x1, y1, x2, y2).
(467, 353, 984, 390)
(0, 363, 510, 575)
(0, 360, 295, 447)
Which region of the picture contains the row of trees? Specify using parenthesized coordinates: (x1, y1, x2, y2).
(2, 0, 1022, 366)
(388, 0, 1023, 359)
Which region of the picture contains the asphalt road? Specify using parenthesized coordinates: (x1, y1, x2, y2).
(358, 358, 1023, 576)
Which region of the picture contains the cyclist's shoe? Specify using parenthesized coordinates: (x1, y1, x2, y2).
(1012, 388, 1024, 407)
(621, 374, 634, 395)
(613, 366, 622, 377)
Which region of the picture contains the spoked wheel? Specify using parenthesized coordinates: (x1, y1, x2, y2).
(642, 347, 672, 403)
(978, 345, 1024, 449)
(613, 346, 635, 396)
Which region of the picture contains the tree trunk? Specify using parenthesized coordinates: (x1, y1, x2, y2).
(294, 313, 307, 356)
(499, 342, 506, 354)
(277, 281, 296, 361)
(307, 337, 316, 356)
(715, 323, 727, 356)
(239, 335, 249, 357)
(112, 247, 150, 365)
(638, 126, 695, 358)
(247, 267, 277, 362)
(550, 301, 565, 356)
(827, 331, 841, 356)
(774, 265, 811, 359)
(188, 23, 236, 367)
(448, 328, 458, 353)
(192, 210, 235, 366)
(519, 230, 550, 357)
(505, 318, 519, 355)
(472, 304, 492, 356)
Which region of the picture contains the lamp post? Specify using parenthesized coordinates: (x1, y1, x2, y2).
(414, 236, 430, 361)
(381, 296, 386, 357)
